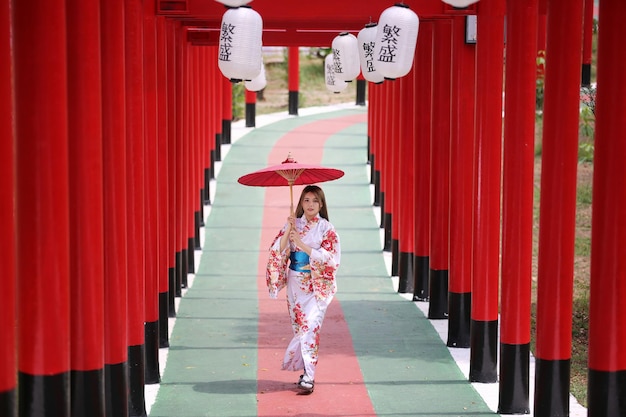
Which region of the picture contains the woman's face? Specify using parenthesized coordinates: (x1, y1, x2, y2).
(301, 192, 322, 221)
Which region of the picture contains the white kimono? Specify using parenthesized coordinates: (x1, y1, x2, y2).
(266, 214, 341, 380)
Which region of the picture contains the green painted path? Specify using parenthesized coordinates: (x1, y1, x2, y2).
(149, 106, 498, 417)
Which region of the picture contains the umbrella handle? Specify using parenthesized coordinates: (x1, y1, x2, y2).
(289, 180, 294, 215)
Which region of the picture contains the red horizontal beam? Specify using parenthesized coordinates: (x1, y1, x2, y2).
(165, 0, 477, 46)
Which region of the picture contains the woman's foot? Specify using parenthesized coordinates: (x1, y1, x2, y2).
(297, 375, 314, 394)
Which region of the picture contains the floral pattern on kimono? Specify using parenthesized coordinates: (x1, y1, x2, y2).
(265, 214, 341, 380)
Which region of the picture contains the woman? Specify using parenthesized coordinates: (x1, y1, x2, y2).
(266, 185, 341, 394)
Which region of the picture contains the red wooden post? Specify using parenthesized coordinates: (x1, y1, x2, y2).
(581, 0, 594, 86)
(101, 0, 129, 414)
(0, 2, 16, 415)
(125, 0, 147, 413)
(470, 0, 505, 383)
(390, 79, 400, 277)
(213, 57, 223, 162)
(143, 0, 161, 384)
(176, 27, 189, 291)
(534, 0, 583, 414)
(412, 21, 433, 302)
(67, 0, 106, 415)
(14, 0, 71, 414)
(498, 0, 537, 413)
(382, 82, 393, 250)
(588, 1, 626, 414)
(288, 46, 299, 115)
(156, 17, 172, 337)
(245, 88, 257, 128)
(370, 82, 382, 207)
(448, 15, 475, 348)
(222, 76, 233, 143)
(397, 73, 416, 294)
(428, 19, 452, 320)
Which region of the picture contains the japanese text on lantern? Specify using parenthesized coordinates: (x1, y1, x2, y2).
(219, 22, 235, 61)
(378, 24, 400, 63)
(332, 49, 344, 74)
(362, 41, 376, 73)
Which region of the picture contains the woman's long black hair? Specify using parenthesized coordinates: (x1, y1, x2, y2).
(295, 185, 329, 220)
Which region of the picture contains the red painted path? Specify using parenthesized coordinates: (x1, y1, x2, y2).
(255, 113, 378, 416)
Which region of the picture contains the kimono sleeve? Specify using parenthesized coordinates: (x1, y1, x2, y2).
(309, 225, 340, 301)
(266, 226, 289, 298)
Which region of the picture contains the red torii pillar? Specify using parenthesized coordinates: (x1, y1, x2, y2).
(498, 0, 537, 413)
(166, 19, 180, 311)
(125, 0, 148, 414)
(581, 0, 595, 86)
(245, 88, 257, 128)
(101, 0, 129, 414)
(0, 2, 16, 415)
(428, 19, 452, 320)
(390, 79, 401, 277)
(143, 0, 162, 384)
(155, 17, 173, 340)
(381, 82, 393, 250)
(448, 15, 475, 348)
(412, 20, 433, 302)
(588, 1, 626, 414)
(14, 0, 71, 414)
(397, 73, 416, 294)
(288, 46, 299, 115)
(67, 0, 106, 415)
(534, 0, 583, 414)
(470, 0, 505, 383)
(222, 76, 233, 143)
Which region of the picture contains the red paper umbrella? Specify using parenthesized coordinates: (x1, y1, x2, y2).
(237, 154, 344, 213)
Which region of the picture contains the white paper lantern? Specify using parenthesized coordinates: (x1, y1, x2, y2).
(325, 53, 348, 93)
(218, 6, 263, 82)
(331, 32, 361, 82)
(357, 23, 385, 84)
(374, 3, 419, 80)
(214, 0, 253, 7)
(442, 0, 479, 7)
(245, 61, 266, 91)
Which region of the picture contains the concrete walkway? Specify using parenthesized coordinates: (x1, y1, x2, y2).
(146, 104, 586, 417)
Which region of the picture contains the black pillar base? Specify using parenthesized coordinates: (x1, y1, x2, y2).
(412, 255, 429, 301)
(588, 368, 626, 417)
(187, 237, 196, 274)
(71, 369, 105, 417)
(288, 90, 298, 115)
(447, 292, 471, 348)
(144, 321, 161, 384)
(470, 319, 499, 383)
(383, 213, 392, 252)
(209, 150, 216, 180)
(355, 79, 366, 105)
(105, 362, 129, 417)
(498, 343, 530, 414)
(581, 63, 591, 87)
(391, 239, 399, 276)
(245, 103, 256, 128)
(19, 371, 70, 416)
(369, 154, 374, 183)
(533, 358, 570, 417)
(206, 171, 213, 201)
(175, 252, 183, 295)
(373, 171, 381, 207)
(168, 267, 177, 317)
(0, 389, 16, 417)
(214, 133, 222, 161)
(428, 269, 448, 319)
(199, 190, 205, 227)
(194, 211, 202, 250)
(222, 119, 231, 144)
(159, 291, 170, 347)
(397, 251, 414, 293)
(128, 345, 146, 417)
(181, 248, 188, 289)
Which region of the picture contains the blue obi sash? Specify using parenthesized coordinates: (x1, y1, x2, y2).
(289, 251, 311, 273)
